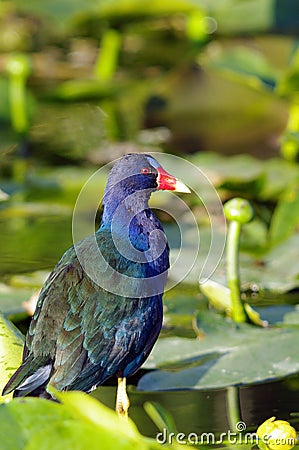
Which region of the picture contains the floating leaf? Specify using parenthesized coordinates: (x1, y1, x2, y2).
(240, 233, 299, 293)
(139, 313, 299, 390)
(259, 158, 299, 201)
(207, 46, 278, 90)
(10, 0, 197, 29)
(205, 231, 299, 294)
(189, 153, 299, 204)
(189, 152, 265, 189)
(96, 0, 197, 20)
(269, 176, 299, 244)
(239, 218, 269, 256)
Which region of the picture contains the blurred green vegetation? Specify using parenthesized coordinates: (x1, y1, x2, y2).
(2, 0, 299, 447)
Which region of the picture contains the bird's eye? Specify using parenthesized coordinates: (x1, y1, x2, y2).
(141, 167, 150, 175)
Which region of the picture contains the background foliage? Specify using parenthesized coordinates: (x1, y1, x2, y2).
(1, 0, 299, 447)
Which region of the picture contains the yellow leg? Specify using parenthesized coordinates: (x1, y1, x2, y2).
(116, 377, 130, 419)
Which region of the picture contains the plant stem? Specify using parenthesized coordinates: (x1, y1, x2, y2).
(94, 29, 121, 82)
(281, 97, 299, 162)
(9, 74, 28, 135)
(226, 386, 241, 432)
(6, 54, 31, 135)
(226, 220, 247, 323)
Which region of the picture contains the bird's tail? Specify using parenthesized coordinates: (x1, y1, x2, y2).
(2, 356, 53, 398)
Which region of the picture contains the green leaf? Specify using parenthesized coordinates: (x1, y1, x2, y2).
(52, 79, 119, 101)
(94, 29, 121, 81)
(239, 233, 299, 293)
(96, 0, 197, 20)
(200, 280, 267, 326)
(0, 313, 23, 403)
(188, 153, 299, 205)
(205, 231, 299, 294)
(0, 392, 165, 449)
(189, 152, 265, 189)
(51, 388, 144, 444)
(277, 43, 299, 97)
(207, 46, 277, 90)
(27, 421, 114, 450)
(270, 176, 299, 244)
(139, 313, 299, 390)
(200, 280, 231, 313)
(144, 401, 178, 434)
(239, 218, 269, 255)
(244, 303, 268, 327)
(259, 158, 299, 200)
(0, 398, 73, 449)
(204, 0, 273, 35)
(10, 0, 197, 29)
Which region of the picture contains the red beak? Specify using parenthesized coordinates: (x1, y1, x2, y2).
(156, 167, 190, 193)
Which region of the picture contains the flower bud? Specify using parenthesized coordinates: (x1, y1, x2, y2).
(257, 416, 297, 450)
(6, 53, 31, 78)
(224, 198, 254, 224)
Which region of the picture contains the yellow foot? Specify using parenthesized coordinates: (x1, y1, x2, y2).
(116, 377, 130, 420)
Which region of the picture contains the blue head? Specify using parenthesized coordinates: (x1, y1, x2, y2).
(101, 153, 190, 225)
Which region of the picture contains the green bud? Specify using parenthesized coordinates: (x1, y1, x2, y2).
(6, 53, 31, 78)
(224, 198, 254, 224)
(186, 10, 208, 43)
(257, 417, 297, 450)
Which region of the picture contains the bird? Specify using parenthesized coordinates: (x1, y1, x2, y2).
(2, 153, 190, 418)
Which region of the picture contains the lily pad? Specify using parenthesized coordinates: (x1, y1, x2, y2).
(167, 221, 299, 294)
(189, 153, 299, 204)
(139, 312, 299, 390)
(207, 46, 278, 90)
(203, 231, 299, 294)
(259, 158, 299, 201)
(11, 0, 197, 29)
(239, 233, 299, 293)
(269, 175, 299, 244)
(189, 152, 265, 189)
